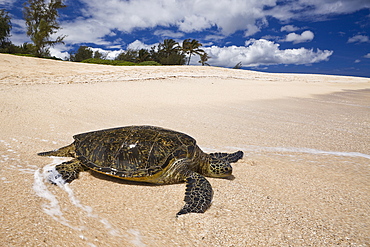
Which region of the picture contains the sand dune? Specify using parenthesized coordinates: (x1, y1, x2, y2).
(1, 54, 369, 246)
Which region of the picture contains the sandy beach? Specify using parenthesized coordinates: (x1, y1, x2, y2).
(1, 53, 369, 246)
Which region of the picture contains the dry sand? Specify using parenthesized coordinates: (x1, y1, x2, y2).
(0, 53, 369, 246)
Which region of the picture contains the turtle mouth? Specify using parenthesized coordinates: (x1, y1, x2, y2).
(223, 174, 235, 180)
(224, 171, 233, 177)
(214, 170, 232, 178)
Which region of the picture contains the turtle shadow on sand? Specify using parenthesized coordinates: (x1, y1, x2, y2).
(88, 170, 162, 186)
(88, 169, 236, 186)
(38, 125, 243, 216)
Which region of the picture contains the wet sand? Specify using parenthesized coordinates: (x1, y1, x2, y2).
(1, 54, 369, 246)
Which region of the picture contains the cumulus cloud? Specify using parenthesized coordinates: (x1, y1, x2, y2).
(284, 31, 314, 44)
(127, 40, 157, 50)
(347, 35, 370, 43)
(61, 19, 112, 45)
(89, 47, 124, 60)
(364, 53, 370, 58)
(203, 39, 333, 67)
(49, 45, 70, 59)
(102, 1, 267, 32)
(60, 0, 275, 44)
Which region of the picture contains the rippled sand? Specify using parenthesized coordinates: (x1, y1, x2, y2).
(1, 54, 369, 246)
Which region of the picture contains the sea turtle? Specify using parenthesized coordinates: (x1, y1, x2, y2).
(38, 125, 243, 216)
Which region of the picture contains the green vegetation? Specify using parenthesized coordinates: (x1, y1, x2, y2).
(70, 38, 207, 66)
(70, 46, 93, 62)
(23, 0, 66, 57)
(182, 39, 205, 65)
(81, 58, 138, 66)
(233, 62, 243, 69)
(199, 53, 211, 66)
(81, 58, 161, 66)
(116, 49, 138, 63)
(0, 9, 11, 50)
(152, 39, 186, 65)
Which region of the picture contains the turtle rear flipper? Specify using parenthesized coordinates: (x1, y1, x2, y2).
(177, 172, 213, 216)
(38, 143, 76, 157)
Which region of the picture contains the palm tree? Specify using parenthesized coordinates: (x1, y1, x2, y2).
(198, 53, 210, 66)
(154, 39, 186, 65)
(160, 39, 180, 58)
(182, 39, 205, 65)
(136, 49, 151, 63)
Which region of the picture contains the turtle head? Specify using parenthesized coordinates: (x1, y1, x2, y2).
(207, 157, 233, 178)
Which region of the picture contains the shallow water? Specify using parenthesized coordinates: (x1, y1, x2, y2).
(32, 158, 126, 246)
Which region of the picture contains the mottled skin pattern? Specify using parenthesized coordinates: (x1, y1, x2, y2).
(38, 126, 243, 216)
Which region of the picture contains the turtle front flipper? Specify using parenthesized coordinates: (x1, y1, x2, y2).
(209, 150, 243, 163)
(52, 158, 86, 183)
(177, 172, 213, 216)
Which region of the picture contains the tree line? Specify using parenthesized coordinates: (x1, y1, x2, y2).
(0, 0, 210, 66)
(1, 0, 65, 58)
(70, 39, 210, 66)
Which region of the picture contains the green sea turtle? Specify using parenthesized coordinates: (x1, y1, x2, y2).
(38, 125, 243, 216)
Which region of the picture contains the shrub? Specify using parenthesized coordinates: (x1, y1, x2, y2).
(81, 58, 137, 66)
(81, 58, 162, 66)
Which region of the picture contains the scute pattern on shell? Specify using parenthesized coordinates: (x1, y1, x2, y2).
(73, 126, 197, 178)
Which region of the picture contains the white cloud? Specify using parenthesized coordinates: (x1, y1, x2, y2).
(284, 31, 314, 44)
(49, 45, 70, 59)
(347, 35, 370, 43)
(6, 17, 33, 45)
(364, 53, 370, 58)
(203, 39, 333, 67)
(61, 18, 112, 45)
(127, 40, 157, 51)
(0, 0, 17, 6)
(105, 50, 125, 60)
(354, 59, 361, 63)
(89, 47, 123, 60)
(281, 25, 300, 32)
(60, 0, 276, 44)
(61, 0, 368, 46)
(266, 0, 370, 21)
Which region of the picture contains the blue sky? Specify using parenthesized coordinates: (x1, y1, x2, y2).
(1, 0, 370, 77)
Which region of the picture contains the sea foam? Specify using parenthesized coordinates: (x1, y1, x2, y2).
(33, 157, 123, 238)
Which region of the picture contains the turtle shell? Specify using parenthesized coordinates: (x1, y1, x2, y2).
(73, 126, 197, 180)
